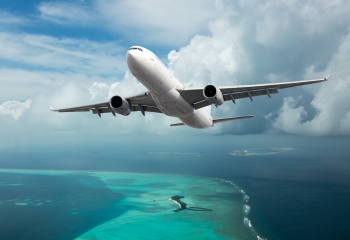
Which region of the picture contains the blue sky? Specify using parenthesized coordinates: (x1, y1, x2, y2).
(1, 0, 350, 148)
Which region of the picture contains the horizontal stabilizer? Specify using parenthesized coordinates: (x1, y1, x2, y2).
(213, 115, 254, 124)
(170, 122, 186, 127)
(170, 115, 254, 127)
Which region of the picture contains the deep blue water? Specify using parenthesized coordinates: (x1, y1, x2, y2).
(234, 178, 350, 240)
(0, 172, 129, 240)
(1, 135, 350, 239)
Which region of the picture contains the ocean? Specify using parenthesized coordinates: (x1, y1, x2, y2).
(0, 170, 255, 240)
(0, 135, 350, 239)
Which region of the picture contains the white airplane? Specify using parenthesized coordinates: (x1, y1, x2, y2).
(52, 46, 331, 129)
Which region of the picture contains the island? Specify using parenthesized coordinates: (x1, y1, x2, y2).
(229, 148, 293, 156)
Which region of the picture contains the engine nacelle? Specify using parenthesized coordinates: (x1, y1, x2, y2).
(109, 96, 131, 116)
(203, 85, 224, 106)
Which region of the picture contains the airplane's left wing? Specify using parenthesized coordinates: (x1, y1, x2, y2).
(51, 92, 162, 117)
(177, 75, 331, 109)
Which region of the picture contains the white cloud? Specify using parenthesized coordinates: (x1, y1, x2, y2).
(108, 71, 148, 98)
(0, 68, 120, 101)
(168, 31, 249, 88)
(266, 77, 350, 136)
(88, 71, 148, 102)
(252, 0, 350, 47)
(36, 0, 216, 46)
(266, 30, 350, 136)
(38, 1, 96, 25)
(0, 10, 27, 25)
(89, 82, 110, 101)
(0, 32, 126, 76)
(0, 99, 32, 120)
(97, 0, 216, 45)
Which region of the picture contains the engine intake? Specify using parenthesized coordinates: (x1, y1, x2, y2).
(109, 96, 131, 116)
(203, 85, 224, 106)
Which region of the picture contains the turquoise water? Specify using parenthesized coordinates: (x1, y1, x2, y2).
(0, 169, 255, 240)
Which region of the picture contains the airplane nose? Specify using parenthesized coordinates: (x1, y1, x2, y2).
(127, 50, 142, 69)
(127, 46, 145, 63)
(127, 47, 145, 75)
(126, 50, 136, 64)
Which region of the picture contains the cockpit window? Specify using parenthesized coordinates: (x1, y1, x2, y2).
(129, 47, 143, 52)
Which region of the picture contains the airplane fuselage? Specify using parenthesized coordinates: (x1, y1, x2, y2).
(127, 46, 213, 129)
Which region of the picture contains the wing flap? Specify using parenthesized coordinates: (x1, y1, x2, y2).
(91, 107, 112, 114)
(130, 105, 162, 113)
(128, 93, 158, 107)
(89, 105, 162, 115)
(225, 88, 278, 100)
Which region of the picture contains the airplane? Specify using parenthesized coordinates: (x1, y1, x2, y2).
(51, 46, 331, 129)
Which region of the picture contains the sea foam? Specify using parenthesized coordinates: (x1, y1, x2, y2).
(243, 205, 250, 216)
(215, 178, 267, 240)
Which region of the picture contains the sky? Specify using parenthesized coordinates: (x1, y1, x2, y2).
(1, 0, 350, 148)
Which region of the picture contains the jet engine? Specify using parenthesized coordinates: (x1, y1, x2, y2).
(203, 85, 224, 106)
(109, 96, 131, 116)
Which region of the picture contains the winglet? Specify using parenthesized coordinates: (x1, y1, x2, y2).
(325, 73, 332, 81)
(50, 106, 53, 111)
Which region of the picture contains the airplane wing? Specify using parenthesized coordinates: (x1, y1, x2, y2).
(51, 92, 162, 117)
(177, 74, 331, 109)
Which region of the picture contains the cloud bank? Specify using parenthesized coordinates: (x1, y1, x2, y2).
(266, 30, 350, 136)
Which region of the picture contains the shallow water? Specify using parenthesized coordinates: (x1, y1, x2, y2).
(0, 169, 255, 240)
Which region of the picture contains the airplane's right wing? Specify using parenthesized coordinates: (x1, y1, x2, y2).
(177, 74, 331, 109)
